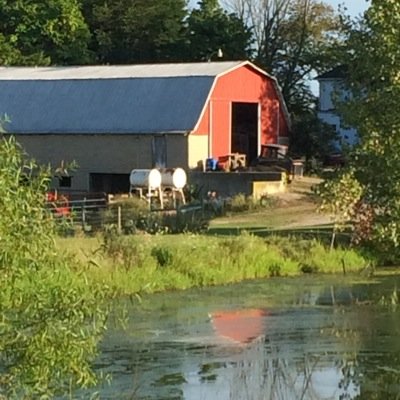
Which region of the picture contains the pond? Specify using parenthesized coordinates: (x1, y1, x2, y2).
(91, 273, 400, 399)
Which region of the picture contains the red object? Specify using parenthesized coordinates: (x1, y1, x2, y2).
(193, 64, 290, 161)
(46, 191, 71, 217)
(211, 309, 268, 345)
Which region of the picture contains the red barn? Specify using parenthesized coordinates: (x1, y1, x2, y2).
(190, 61, 290, 167)
(0, 61, 290, 193)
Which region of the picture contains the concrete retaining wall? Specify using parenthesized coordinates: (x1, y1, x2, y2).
(188, 171, 285, 198)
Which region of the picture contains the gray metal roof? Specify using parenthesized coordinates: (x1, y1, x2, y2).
(0, 61, 243, 80)
(0, 61, 291, 134)
(316, 66, 348, 80)
(0, 76, 214, 134)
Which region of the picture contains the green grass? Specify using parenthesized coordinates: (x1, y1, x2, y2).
(55, 177, 374, 297)
(57, 233, 369, 297)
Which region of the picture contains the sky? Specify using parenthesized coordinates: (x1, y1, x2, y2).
(189, 0, 369, 17)
(327, 0, 368, 17)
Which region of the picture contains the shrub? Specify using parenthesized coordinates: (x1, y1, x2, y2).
(225, 193, 275, 213)
(101, 229, 148, 269)
(102, 197, 150, 234)
(151, 246, 174, 267)
(0, 136, 107, 398)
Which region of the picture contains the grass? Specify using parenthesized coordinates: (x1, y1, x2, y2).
(55, 177, 372, 297)
(57, 232, 369, 297)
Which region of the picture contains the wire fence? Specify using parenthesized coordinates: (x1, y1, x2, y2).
(46, 195, 210, 234)
(46, 196, 108, 231)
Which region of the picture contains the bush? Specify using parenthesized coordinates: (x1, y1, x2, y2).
(225, 193, 275, 213)
(0, 136, 107, 398)
(101, 229, 148, 269)
(102, 197, 150, 234)
(151, 246, 174, 267)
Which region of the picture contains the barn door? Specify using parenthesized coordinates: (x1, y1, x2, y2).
(231, 102, 259, 163)
(152, 136, 167, 168)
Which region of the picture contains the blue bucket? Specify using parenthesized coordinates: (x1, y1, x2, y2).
(206, 158, 218, 171)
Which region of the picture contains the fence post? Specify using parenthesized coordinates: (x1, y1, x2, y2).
(82, 197, 86, 229)
(117, 205, 122, 234)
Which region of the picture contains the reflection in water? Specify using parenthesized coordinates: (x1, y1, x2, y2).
(89, 275, 400, 400)
(210, 309, 267, 344)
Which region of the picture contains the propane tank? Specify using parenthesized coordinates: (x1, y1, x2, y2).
(129, 169, 162, 190)
(159, 168, 187, 189)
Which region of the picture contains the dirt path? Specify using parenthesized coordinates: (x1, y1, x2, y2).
(210, 176, 333, 230)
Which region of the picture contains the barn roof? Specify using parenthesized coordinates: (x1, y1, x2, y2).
(0, 62, 244, 80)
(0, 61, 290, 134)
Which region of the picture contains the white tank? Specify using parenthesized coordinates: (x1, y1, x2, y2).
(160, 168, 187, 189)
(129, 169, 162, 190)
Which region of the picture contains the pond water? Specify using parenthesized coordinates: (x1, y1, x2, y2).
(91, 274, 400, 399)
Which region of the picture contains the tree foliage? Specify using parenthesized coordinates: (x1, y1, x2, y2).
(0, 136, 107, 398)
(319, 0, 400, 257)
(289, 108, 338, 164)
(82, 0, 187, 64)
(0, 0, 92, 66)
(184, 0, 252, 61)
(225, 0, 344, 111)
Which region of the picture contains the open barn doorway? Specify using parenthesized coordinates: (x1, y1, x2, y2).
(90, 173, 130, 194)
(231, 102, 259, 164)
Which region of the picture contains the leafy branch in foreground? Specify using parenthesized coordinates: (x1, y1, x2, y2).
(0, 136, 108, 398)
(318, 1, 400, 259)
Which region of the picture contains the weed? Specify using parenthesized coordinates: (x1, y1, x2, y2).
(269, 263, 281, 277)
(151, 246, 174, 268)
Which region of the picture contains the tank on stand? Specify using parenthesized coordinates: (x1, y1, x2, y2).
(129, 169, 163, 209)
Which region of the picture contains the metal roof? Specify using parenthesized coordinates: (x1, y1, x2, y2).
(0, 61, 291, 134)
(0, 77, 214, 134)
(316, 66, 348, 80)
(0, 61, 244, 80)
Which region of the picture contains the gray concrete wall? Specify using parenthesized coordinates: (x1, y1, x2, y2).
(13, 134, 188, 191)
(188, 171, 283, 198)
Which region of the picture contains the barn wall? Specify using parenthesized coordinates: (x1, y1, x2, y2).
(192, 65, 289, 161)
(166, 134, 190, 169)
(188, 135, 208, 169)
(14, 134, 188, 192)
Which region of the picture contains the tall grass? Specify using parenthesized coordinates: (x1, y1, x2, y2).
(57, 232, 369, 297)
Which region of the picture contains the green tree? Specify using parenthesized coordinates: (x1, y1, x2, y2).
(289, 108, 338, 166)
(319, 0, 400, 258)
(0, 136, 107, 397)
(82, 0, 187, 63)
(225, 0, 344, 111)
(0, 0, 92, 66)
(184, 0, 253, 61)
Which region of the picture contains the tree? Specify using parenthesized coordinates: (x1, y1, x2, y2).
(224, 0, 344, 111)
(82, 0, 187, 64)
(289, 107, 338, 165)
(0, 0, 92, 66)
(319, 0, 400, 258)
(184, 0, 253, 61)
(0, 135, 107, 397)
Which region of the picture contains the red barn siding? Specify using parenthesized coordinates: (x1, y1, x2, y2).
(195, 102, 210, 135)
(211, 100, 231, 156)
(192, 64, 289, 161)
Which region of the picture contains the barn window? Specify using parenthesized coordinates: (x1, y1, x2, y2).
(58, 176, 72, 188)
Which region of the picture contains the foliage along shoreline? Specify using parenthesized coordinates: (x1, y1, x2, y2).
(60, 232, 371, 298)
